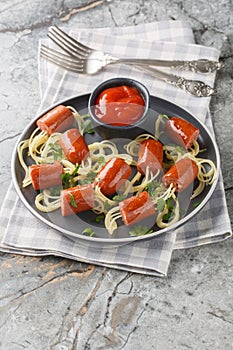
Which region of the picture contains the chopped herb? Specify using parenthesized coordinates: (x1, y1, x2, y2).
(175, 146, 186, 154)
(82, 119, 94, 134)
(69, 193, 78, 208)
(93, 214, 105, 223)
(48, 185, 62, 196)
(62, 172, 75, 189)
(163, 211, 175, 222)
(166, 197, 173, 209)
(112, 194, 127, 202)
(62, 166, 80, 189)
(82, 227, 95, 237)
(74, 111, 94, 134)
(129, 225, 153, 237)
(104, 201, 111, 211)
(162, 197, 175, 222)
(98, 156, 106, 165)
(62, 173, 71, 189)
(159, 114, 170, 121)
(157, 198, 165, 212)
(145, 181, 160, 199)
(82, 171, 97, 184)
(193, 201, 201, 208)
(81, 113, 90, 119)
(72, 165, 80, 177)
(49, 143, 63, 161)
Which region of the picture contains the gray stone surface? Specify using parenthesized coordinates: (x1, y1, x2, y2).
(0, 1, 232, 349)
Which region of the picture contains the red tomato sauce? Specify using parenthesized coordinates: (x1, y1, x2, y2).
(94, 85, 145, 126)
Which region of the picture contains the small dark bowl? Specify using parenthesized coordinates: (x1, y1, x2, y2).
(88, 77, 150, 139)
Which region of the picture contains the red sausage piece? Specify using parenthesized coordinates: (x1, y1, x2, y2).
(94, 157, 132, 196)
(137, 139, 163, 175)
(162, 158, 198, 192)
(165, 117, 200, 149)
(29, 161, 64, 190)
(37, 105, 74, 136)
(59, 128, 89, 164)
(61, 183, 94, 216)
(119, 191, 156, 226)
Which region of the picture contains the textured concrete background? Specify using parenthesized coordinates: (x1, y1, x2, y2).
(0, 1, 233, 349)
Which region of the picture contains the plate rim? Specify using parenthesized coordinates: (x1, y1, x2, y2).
(11, 93, 220, 244)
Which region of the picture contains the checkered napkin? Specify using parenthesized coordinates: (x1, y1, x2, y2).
(0, 21, 232, 277)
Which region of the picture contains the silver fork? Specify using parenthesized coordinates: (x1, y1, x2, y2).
(40, 45, 217, 98)
(42, 25, 219, 97)
(47, 25, 223, 74)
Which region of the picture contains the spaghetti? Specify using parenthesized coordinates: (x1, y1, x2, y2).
(17, 106, 217, 236)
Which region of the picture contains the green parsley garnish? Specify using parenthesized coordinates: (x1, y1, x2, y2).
(74, 111, 94, 135)
(98, 156, 106, 165)
(82, 228, 95, 237)
(129, 225, 153, 237)
(82, 171, 97, 184)
(159, 113, 170, 121)
(49, 143, 63, 161)
(48, 185, 62, 196)
(193, 201, 201, 208)
(145, 181, 160, 199)
(94, 214, 105, 223)
(80, 113, 90, 118)
(104, 201, 111, 211)
(112, 194, 127, 202)
(62, 165, 80, 189)
(157, 198, 165, 212)
(69, 193, 77, 208)
(162, 197, 175, 222)
(175, 146, 186, 154)
(62, 173, 71, 189)
(82, 118, 94, 134)
(72, 165, 80, 176)
(163, 211, 175, 222)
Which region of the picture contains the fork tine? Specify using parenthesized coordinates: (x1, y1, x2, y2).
(40, 46, 84, 73)
(48, 30, 83, 58)
(48, 25, 93, 58)
(40, 45, 83, 67)
(52, 25, 93, 54)
(40, 53, 84, 73)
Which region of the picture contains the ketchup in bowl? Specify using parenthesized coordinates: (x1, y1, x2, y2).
(94, 85, 145, 126)
(88, 78, 150, 139)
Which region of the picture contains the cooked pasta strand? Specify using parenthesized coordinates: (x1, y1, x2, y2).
(105, 206, 121, 235)
(35, 191, 61, 212)
(17, 107, 217, 237)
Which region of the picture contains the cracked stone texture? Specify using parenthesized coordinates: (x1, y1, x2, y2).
(0, 0, 232, 349)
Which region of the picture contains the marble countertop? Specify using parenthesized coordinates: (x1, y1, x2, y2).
(0, 1, 232, 349)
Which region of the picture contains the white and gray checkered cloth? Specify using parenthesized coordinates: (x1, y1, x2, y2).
(0, 21, 232, 276)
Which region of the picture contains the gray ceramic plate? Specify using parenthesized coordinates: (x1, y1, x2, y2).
(11, 94, 220, 245)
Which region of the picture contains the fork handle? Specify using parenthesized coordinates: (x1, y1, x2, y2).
(109, 57, 223, 74)
(135, 66, 216, 97)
